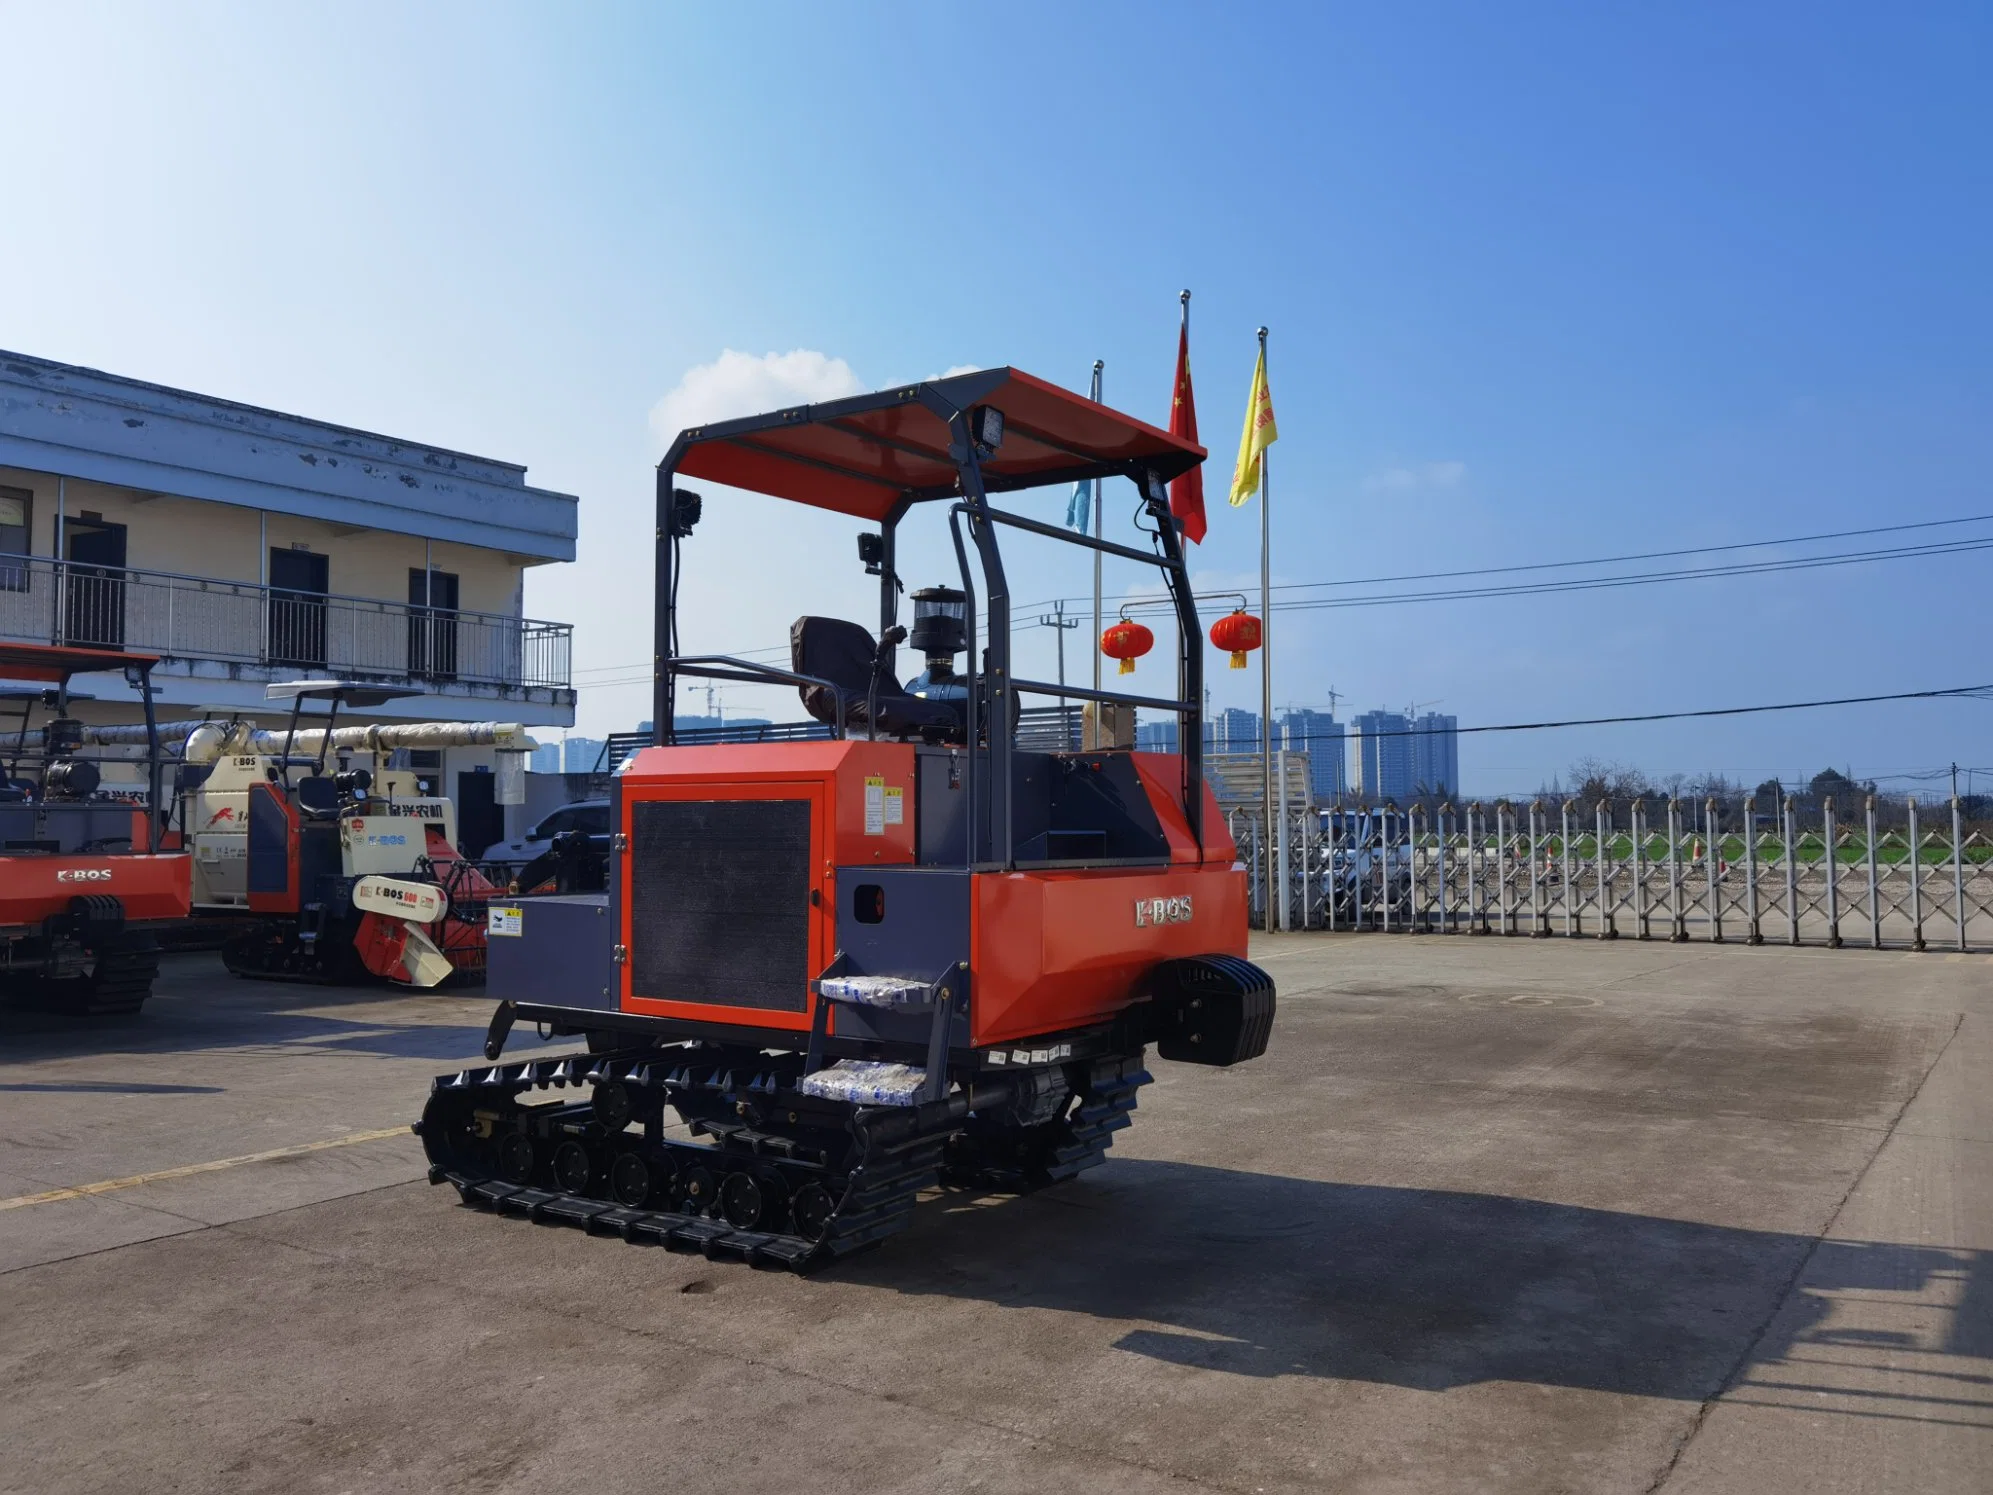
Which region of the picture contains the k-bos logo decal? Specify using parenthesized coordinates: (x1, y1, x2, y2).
(1134, 895, 1193, 927)
(57, 868, 112, 883)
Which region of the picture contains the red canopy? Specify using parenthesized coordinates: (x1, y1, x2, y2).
(0, 642, 158, 683)
(666, 368, 1207, 522)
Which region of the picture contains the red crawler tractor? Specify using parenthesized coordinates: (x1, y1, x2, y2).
(0, 644, 187, 1018)
(416, 368, 1275, 1268)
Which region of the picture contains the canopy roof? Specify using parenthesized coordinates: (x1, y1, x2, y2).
(0, 642, 158, 683)
(665, 367, 1206, 522)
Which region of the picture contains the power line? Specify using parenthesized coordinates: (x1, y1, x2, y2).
(1010, 509, 1993, 621)
(1247, 510, 1993, 594)
(1351, 684, 1993, 739)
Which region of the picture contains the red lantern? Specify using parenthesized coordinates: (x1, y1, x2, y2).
(1100, 619, 1154, 676)
(1209, 609, 1263, 669)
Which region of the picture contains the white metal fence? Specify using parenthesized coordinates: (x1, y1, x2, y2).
(0, 556, 571, 690)
(1230, 796, 1993, 951)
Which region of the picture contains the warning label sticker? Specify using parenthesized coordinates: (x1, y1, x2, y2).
(884, 786, 904, 825)
(864, 776, 885, 835)
(488, 905, 523, 937)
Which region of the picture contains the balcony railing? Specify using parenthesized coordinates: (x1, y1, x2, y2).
(0, 555, 571, 691)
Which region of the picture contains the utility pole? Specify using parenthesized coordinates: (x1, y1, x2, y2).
(1038, 599, 1080, 689)
(1952, 762, 1960, 801)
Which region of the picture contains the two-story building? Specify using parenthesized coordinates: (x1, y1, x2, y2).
(0, 350, 577, 849)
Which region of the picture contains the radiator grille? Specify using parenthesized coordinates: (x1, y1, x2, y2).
(628, 798, 811, 1012)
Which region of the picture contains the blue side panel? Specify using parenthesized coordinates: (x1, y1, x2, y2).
(833, 867, 972, 1047)
(246, 783, 292, 897)
(487, 894, 618, 1010)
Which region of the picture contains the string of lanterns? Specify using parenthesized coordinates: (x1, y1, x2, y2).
(1096, 609, 1262, 674)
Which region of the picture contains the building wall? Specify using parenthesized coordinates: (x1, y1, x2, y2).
(1410, 712, 1460, 796)
(1352, 710, 1414, 801)
(1281, 709, 1346, 800)
(0, 465, 527, 616)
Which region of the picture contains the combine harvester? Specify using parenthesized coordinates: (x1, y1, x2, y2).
(58, 682, 540, 986)
(417, 367, 1276, 1269)
(0, 644, 189, 1018)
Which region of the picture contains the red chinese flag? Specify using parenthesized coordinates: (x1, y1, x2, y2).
(1168, 323, 1206, 544)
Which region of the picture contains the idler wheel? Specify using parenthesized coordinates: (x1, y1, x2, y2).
(679, 1165, 716, 1215)
(791, 1182, 834, 1240)
(496, 1133, 535, 1184)
(608, 1150, 656, 1207)
(552, 1140, 595, 1194)
(591, 1080, 633, 1134)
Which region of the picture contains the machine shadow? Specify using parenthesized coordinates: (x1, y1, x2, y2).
(853, 1159, 1990, 1409)
(0, 952, 514, 1065)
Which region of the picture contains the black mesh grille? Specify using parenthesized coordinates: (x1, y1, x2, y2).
(629, 799, 811, 1011)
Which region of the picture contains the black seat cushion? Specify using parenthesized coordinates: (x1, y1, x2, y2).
(296, 773, 340, 818)
(791, 617, 962, 740)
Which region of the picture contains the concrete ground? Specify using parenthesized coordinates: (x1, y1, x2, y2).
(0, 937, 1986, 1494)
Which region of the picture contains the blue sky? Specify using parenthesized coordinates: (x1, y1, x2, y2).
(4, 3, 1990, 794)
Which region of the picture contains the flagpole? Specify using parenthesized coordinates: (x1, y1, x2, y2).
(1257, 325, 1276, 933)
(1090, 358, 1104, 700)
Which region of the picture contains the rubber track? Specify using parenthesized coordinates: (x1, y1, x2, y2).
(418, 1050, 959, 1271)
(417, 1048, 1149, 1271)
(78, 939, 162, 1018)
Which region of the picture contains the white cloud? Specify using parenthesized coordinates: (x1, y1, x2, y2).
(648, 348, 864, 450)
(1363, 460, 1467, 493)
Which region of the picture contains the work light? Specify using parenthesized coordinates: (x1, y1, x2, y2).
(969, 404, 1005, 453)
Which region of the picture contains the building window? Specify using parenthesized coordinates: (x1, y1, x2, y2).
(0, 487, 30, 591)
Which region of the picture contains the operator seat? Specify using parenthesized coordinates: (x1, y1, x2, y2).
(790, 616, 963, 741)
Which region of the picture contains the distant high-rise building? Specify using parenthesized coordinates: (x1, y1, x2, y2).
(1213, 707, 1262, 754)
(1280, 709, 1346, 800)
(1351, 710, 1414, 801)
(562, 736, 606, 773)
(1134, 718, 1179, 755)
(1409, 712, 1459, 797)
(528, 742, 561, 774)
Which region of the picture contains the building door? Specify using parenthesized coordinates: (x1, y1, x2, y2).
(408, 568, 459, 679)
(64, 520, 127, 648)
(456, 769, 502, 858)
(268, 548, 329, 669)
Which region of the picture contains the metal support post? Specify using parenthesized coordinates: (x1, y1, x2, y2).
(1437, 806, 1451, 933)
(1562, 801, 1577, 937)
(1744, 797, 1762, 945)
(1668, 798, 1686, 942)
(1275, 750, 1290, 932)
(1824, 797, 1842, 948)
(1496, 802, 1511, 936)
(1784, 797, 1800, 946)
(1952, 797, 1967, 951)
(1530, 801, 1547, 936)
(1707, 797, 1724, 943)
(1908, 796, 1925, 951)
(1597, 800, 1615, 939)
(1380, 806, 1394, 934)
(1326, 810, 1340, 932)
(1865, 795, 1881, 950)
(1467, 804, 1483, 934)
(1633, 800, 1649, 940)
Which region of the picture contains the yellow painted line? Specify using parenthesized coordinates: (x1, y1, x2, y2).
(0, 1126, 412, 1211)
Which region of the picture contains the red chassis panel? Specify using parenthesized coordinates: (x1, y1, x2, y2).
(612, 740, 1248, 1051)
(616, 741, 916, 1034)
(969, 862, 1249, 1049)
(0, 852, 191, 933)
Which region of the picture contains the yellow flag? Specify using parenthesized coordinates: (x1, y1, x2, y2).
(1229, 346, 1278, 506)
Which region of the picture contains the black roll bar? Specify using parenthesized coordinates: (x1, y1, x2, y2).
(1010, 678, 1194, 715)
(665, 656, 848, 740)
